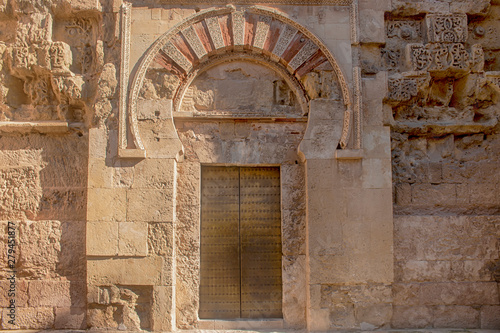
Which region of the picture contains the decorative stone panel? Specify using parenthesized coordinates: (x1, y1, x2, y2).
(425, 14, 468, 43)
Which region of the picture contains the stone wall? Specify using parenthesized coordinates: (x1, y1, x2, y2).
(362, 0, 500, 329)
(0, 0, 499, 331)
(0, 0, 117, 329)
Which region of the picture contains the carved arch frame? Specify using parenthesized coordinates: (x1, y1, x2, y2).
(118, 3, 358, 158)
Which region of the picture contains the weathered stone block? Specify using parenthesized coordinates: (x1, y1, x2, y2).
(392, 305, 432, 328)
(281, 183, 306, 211)
(141, 133, 184, 160)
(29, 280, 85, 308)
(346, 188, 393, 223)
(137, 99, 172, 120)
(359, 9, 385, 44)
(321, 284, 392, 307)
(411, 183, 457, 206)
(451, 260, 495, 282)
(328, 303, 356, 329)
(127, 188, 174, 222)
(87, 221, 118, 256)
(480, 305, 500, 329)
(148, 222, 174, 257)
(309, 255, 350, 284)
(40, 154, 87, 188)
(132, 158, 175, 189)
(88, 158, 112, 189)
(395, 260, 452, 282)
(354, 303, 392, 329)
(88, 257, 164, 285)
(0, 280, 28, 307)
(0, 166, 42, 220)
(306, 158, 337, 190)
(118, 222, 148, 256)
(54, 307, 86, 329)
(151, 286, 174, 331)
(17, 221, 61, 279)
(392, 283, 421, 306)
(338, 159, 363, 189)
(308, 308, 330, 331)
(362, 73, 387, 126)
(38, 188, 86, 221)
(394, 216, 499, 261)
(282, 255, 306, 329)
(450, 0, 491, 15)
(363, 126, 391, 159)
(469, 182, 500, 206)
(88, 128, 110, 159)
(433, 305, 480, 328)
(1, 307, 54, 329)
(362, 158, 392, 189)
(87, 305, 120, 329)
(87, 188, 126, 222)
(282, 209, 306, 256)
(394, 183, 411, 206)
(420, 282, 499, 305)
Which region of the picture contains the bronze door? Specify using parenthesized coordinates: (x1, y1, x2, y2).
(199, 166, 282, 319)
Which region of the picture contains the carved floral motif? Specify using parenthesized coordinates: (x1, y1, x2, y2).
(387, 78, 418, 101)
(407, 43, 483, 72)
(65, 18, 95, 74)
(426, 14, 468, 43)
(382, 49, 401, 70)
(386, 21, 422, 41)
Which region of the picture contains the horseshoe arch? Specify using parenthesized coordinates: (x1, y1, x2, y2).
(121, 4, 353, 155)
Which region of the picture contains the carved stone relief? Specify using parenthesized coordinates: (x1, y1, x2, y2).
(0, 11, 102, 126)
(407, 43, 484, 73)
(426, 14, 468, 43)
(387, 20, 422, 41)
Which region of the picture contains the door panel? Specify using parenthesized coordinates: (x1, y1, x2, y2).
(199, 166, 240, 319)
(239, 167, 282, 318)
(199, 166, 282, 319)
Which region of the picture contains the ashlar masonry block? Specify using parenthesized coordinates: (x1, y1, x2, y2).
(87, 221, 118, 256)
(87, 188, 126, 222)
(118, 222, 148, 256)
(88, 257, 164, 285)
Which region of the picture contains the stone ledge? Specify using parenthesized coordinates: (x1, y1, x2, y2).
(391, 118, 498, 136)
(335, 149, 363, 160)
(118, 148, 147, 159)
(0, 121, 83, 134)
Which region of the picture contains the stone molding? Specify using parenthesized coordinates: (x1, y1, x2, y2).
(119, 4, 358, 157)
